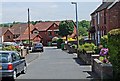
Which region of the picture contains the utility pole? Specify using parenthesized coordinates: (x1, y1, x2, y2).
(28, 8, 31, 50)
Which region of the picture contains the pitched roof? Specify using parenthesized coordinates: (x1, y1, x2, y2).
(91, 2, 113, 15)
(15, 34, 41, 41)
(0, 27, 9, 35)
(23, 24, 35, 34)
(10, 23, 34, 35)
(54, 21, 60, 26)
(107, 0, 120, 9)
(10, 23, 28, 35)
(34, 22, 54, 31)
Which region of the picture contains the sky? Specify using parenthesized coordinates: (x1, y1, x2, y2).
(0, 0, 103, 23)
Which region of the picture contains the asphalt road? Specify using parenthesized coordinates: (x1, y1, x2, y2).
(17, 47, 93, 79)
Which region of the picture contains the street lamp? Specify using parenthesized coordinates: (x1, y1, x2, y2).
(71, 2, 80, 58)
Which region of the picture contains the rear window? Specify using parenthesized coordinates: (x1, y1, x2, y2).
(0, 53, 9, 63)
(34, 43, 43, 46)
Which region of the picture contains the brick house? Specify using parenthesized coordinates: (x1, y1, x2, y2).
(106, 1, 120, 32)
(10, 23, 34, 39)
(32, 21, 60, 45)
(0, 27, 14, 42)
(32, 20, 77, 46)
(89, 0, 120, 45)
(11, 23, 42, 43)
(3, 29, 14, 42)
(0, 23, 41, 44)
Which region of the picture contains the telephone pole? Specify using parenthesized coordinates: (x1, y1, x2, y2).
(28, 8, 31, 50)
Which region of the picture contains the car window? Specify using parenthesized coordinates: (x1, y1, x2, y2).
(35, 43, 43, 46)
(0, 53, 9, 63)
(0, 44, 2, 47)
(11, 52, 20, 62)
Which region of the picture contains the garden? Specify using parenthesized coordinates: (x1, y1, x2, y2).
(61, 28, 120, 80)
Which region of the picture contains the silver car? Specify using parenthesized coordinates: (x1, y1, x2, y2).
(0, 51, 27, 80)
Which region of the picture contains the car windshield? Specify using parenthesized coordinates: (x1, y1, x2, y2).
(34, 43, 43, 47)
(0, 53, 9, 63)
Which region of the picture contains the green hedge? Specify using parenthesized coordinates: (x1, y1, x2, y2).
(108, 28, 120, 79)
(57, 38, 63, 48)
(3, 45, 20, 52)
(100, 35, 108, 48)
(80, 43, 96, 53)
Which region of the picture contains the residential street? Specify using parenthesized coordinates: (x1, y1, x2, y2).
(17, 47, 93, 79)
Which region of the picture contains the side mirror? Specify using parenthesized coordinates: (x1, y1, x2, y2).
(20, 57, 25, 59)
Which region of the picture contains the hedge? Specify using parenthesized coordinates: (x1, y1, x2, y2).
(108, 28, 120, 79)
(100, 35, 108, 48)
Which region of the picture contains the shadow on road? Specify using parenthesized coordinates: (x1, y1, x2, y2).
(73, 57, 87, 65)
(83, 71, 100, 80)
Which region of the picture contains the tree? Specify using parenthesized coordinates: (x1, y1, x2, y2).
(58, 20, 74, 41)
(78, 20, 90, 36)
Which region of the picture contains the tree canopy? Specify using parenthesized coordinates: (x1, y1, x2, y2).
(78, 20, 90, 36)
(58, 20, 74, 40)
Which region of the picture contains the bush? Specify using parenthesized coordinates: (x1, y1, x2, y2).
(80, 43, 96, 53)
(71, 44, 77, 49)
(52, 37, 59, 42)
(57, 38, 63, 48)
(3, 45, 20, 51)
(100, 35, 108, 48)
(108, 28, 120, 79)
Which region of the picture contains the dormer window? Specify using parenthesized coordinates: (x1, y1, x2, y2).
(33, 30, 39, 35)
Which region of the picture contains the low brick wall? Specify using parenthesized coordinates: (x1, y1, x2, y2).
(79, 52, 95, 64)
(64, 44, 77, 53)
(92, 59, 113, 79)
(91, 54, 99, 65)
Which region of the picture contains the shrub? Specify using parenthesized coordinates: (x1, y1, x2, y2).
(57, 38, 63, 48)
(71, 44, 77, 49)
(80, 43, 96, 53)
(108, 28, 120, 79)
(52, 37, 59, 42)
(3, 45, 20, 51)
(100, 35, 108, 48)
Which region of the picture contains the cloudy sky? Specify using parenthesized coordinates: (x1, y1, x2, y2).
(1, 0, 103, 23)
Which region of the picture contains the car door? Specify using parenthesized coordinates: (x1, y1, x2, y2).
(11, 53, 21, 73)
(15, 52, 25, 72)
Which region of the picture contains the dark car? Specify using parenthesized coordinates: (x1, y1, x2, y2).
(0, 51, 27, 80)
(32, 43, 44, 52)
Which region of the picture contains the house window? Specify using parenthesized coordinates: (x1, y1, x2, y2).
(54, 31, 58, 35)
(33, 30, 39, 35)
(104, 11, 106, 24)
(48, 31, 52, 36)
(7, 35, 11, 39)
(97, 31, 101, 44)
(97, 12, 100, 24)
(13, 35, 16, 39)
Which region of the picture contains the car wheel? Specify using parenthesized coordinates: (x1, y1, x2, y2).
(22, 65, 27, 74)
(41, 49, 44, 52)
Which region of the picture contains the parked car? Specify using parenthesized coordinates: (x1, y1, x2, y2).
(0, 43, 3, 50)
(0, 51, 27, 80)
(32, 43, 44, 52)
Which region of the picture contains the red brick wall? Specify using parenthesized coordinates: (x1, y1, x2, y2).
(106, 2, 120, 32)
(38, 23, 59, 45)
(4, 30, 14, 42)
